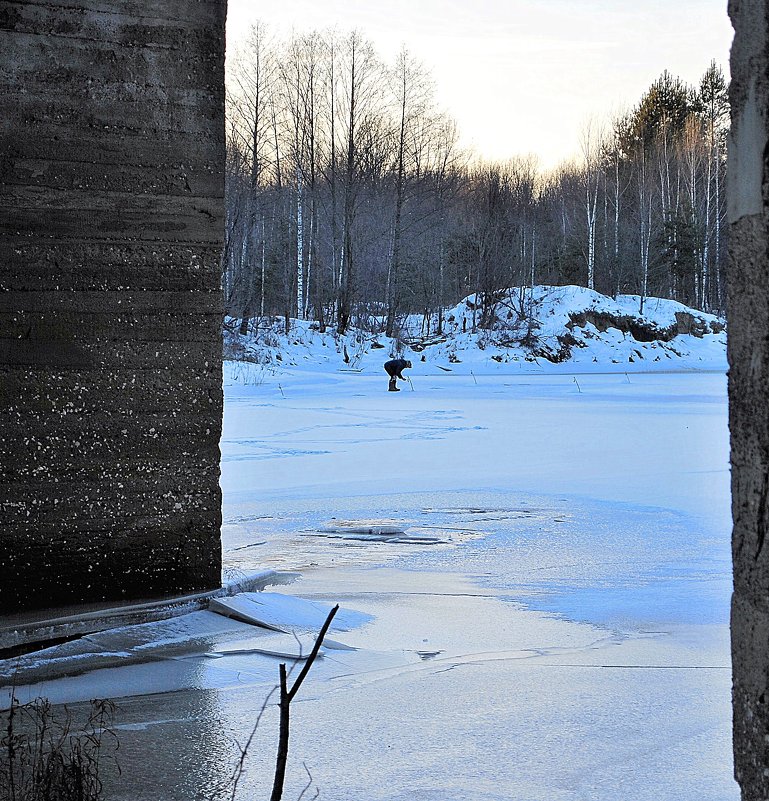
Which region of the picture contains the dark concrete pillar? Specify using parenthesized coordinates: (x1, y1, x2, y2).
(728, 0, 769, 796)
(0, 1, 226, 612)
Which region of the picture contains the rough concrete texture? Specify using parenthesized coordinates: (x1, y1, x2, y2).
(0, 1, 226, 611)
(728, 0, 769, 796)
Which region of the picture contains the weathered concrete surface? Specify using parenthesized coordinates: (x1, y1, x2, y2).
(0, 1, 227, 611)
(728, 0, 769, 796)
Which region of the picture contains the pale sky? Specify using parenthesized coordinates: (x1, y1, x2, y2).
(226, 0, 733, 171)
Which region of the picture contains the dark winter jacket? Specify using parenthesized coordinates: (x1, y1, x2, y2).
(384, 358, 412, 378)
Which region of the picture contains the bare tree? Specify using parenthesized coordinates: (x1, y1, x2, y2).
(336, 31, 384, 333)
(636, 144, 654, 314)
(383, 48, 436, 337)
(223, 29, 728, 335)
(229, 22, 277, 334)
(580, 120, 605, 291)
(699, 61, 729, 311)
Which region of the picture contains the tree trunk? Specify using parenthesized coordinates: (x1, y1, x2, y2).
(296, 167, 304, 319)
(703, 142, 712, 310)
(260, 215, 267, 318)
(437, 240, 445, 334)
(638, 151, 651, 316)
(530, 224, 536, 288)
(337, 38, 358, 334)
(715, 144, 722, 311)
(386, 53, 409, 338)
(613, 154, 620, 298)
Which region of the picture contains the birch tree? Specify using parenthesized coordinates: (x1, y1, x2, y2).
(636, 145, 654, 314)
(699, 61, 729, 310)
(580, 121, 604, 290)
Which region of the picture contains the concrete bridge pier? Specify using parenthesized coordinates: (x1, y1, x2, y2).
(0, 1, 227, 612)
(728, 0, 769, 797)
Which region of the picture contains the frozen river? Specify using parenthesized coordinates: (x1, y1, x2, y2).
(10, 369, 737, 800)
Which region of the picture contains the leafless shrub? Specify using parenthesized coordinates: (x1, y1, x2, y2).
(1, 696, 119, 801)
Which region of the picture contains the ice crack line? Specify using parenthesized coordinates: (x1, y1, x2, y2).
(551, 664, 730, 670)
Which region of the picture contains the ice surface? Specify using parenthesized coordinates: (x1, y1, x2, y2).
(212, 368, 735, 800)
(3, 366, 736, 800)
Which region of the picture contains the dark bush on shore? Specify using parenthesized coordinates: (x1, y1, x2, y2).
(1, 697, 119, 801)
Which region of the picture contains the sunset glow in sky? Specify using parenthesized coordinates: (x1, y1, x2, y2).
(226, 0, 733, 170)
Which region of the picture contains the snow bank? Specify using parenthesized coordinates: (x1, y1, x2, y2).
(223, 286, 726, 383)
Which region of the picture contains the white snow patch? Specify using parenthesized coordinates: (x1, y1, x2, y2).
(223, 286, 726, 383)
(209, 591, 372, 633)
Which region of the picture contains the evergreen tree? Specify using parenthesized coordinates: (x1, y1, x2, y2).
(626, 70, 698, 151)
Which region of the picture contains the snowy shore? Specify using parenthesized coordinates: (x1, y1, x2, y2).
(223, 285, 727, 384)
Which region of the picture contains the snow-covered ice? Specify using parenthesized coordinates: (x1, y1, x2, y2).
(2, 302, 734, 799)
(213, 365, 735, 801)
(209, 590, 372, 632)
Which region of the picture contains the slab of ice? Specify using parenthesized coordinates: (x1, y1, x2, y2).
(1, 611, 268, 686)
(319, 524, 405, 536)
(208, 591, 373, 633)
(2, 595, 369, 689)
(206, 631, 320, 660)
(311, 530, 442, 544)
(88, 610, 253, 653)
(309, 519, 452, 545)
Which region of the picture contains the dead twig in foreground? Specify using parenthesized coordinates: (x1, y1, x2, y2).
(269, 605, 339, 801)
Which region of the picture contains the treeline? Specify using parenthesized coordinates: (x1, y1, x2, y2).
(224, 25, 729, 338)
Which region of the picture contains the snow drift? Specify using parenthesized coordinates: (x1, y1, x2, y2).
(223, 285, 726, 381)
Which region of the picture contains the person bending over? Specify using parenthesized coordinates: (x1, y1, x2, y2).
(384, 358, 412, 392)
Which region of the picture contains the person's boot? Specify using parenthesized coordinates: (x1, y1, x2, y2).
(388, 378, 399, 392)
